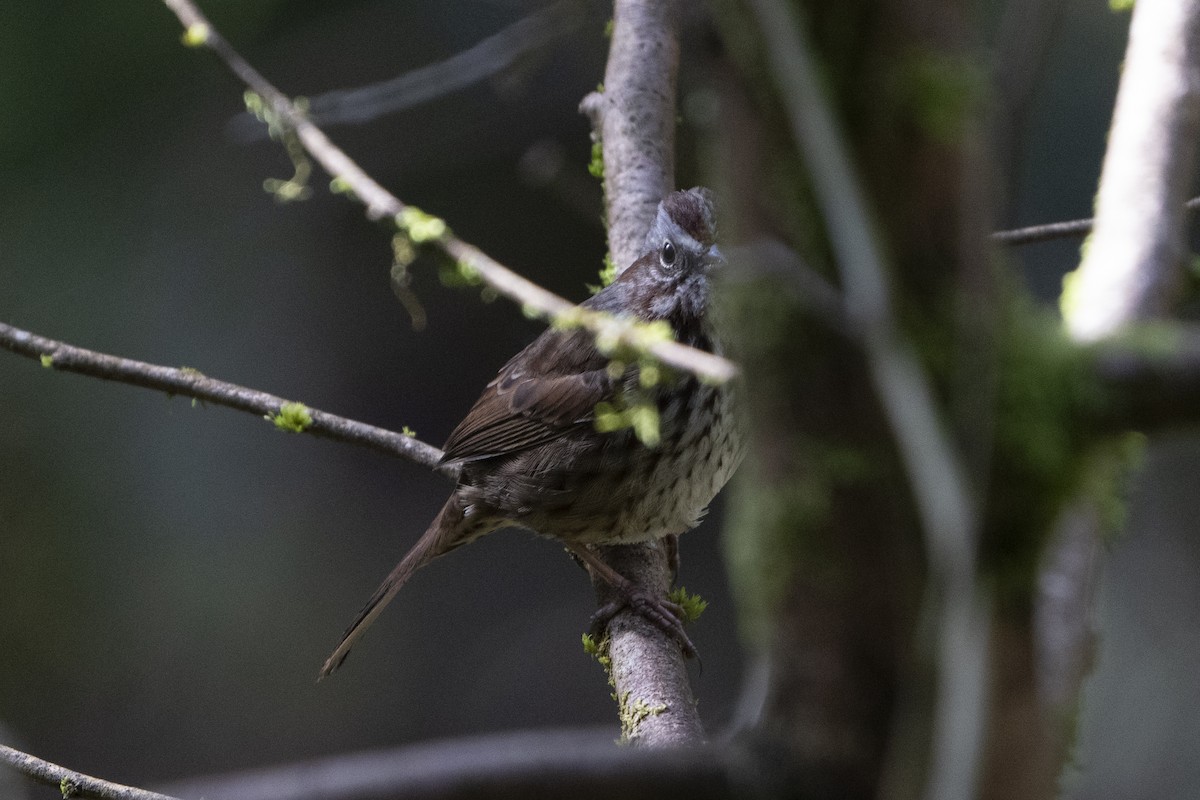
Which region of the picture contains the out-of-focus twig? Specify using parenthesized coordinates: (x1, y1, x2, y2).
(229, 1, 589, 138)
(158, 728, 742, 800)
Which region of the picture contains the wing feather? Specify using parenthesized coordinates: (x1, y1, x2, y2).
(440, 328, 613, 465)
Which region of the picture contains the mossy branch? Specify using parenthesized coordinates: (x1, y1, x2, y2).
(0, 744, 181, 800)
(0, 322, 452, 477)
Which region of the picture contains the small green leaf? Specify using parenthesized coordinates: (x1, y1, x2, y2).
(401, 426, 417, 438)
(392, 235, 417, 269)
(600, 253, 617, 284)
(263, 176, 311, 202)
(630, 403, 660, 447)
(40, 354, 53, 368)
(550, 307, 584, 330)
(668, 587, 708, 623)
(181, 23, 210, 47)
(329, 176, 354, 196)
(269, 402, 312, 433)
(638, 363, 661, 387)
(587, 139, 605, 179)
(396, 206, 448, 243)
(59, 777, 78, 799)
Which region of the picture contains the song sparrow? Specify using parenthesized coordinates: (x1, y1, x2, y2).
(320, 187, 742, 677)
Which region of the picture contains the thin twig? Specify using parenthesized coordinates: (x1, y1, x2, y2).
(0, 744, 181, 800)
(159, 0, 736, 384)
(990, 216, 1095, 245)
(991, 197, 1200, 246)
(0, 322, 453, 477)
(229, 1, 589, 138)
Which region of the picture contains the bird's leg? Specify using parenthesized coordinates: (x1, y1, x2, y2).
(566, 542, 698, 659)
(664, 533, 680, 584)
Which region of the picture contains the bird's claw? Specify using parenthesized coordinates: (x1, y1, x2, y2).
(589, 588, 699, 660)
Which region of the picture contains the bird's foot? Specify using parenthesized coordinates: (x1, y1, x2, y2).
(589, 588, 699, 660)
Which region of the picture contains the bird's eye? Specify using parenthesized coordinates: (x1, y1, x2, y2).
(660, 240, 677, 267)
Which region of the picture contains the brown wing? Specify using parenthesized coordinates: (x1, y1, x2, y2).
(439, 328, 612, 466)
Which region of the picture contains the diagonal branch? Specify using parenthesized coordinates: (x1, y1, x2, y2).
(0, 744, 181, 800)
(158, 0, 736, 385)
(0, 322, 453, 477)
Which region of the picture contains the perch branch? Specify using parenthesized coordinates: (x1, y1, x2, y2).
(579, 1, 680, 270)
(159, 0, 735, 384)
(577, 0, 703, 748)
(0, 322, 453, 477)
(0, 744, 181, 800)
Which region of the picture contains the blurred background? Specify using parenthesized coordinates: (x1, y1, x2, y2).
(0, 0, 1195, 796)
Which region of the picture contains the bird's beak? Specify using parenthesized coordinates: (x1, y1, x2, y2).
(704, 245, 726, 273)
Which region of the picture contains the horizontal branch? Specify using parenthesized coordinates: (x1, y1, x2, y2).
(158, 0, 736, 384)
(991, 196, 1200, 246)
(0, 744, 180, 800)
(0, 322, 453, 477)
(157, 728, 743, 800)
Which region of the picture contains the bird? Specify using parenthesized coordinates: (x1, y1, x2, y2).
(320, 187, 742, 677)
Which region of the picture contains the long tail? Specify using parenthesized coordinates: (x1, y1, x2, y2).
(319, 497, 472, 679)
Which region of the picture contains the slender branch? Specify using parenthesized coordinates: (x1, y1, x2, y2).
(0, 744, 181, 800)
(1062, 0, 1200, 341)
(229, 1, 588, 138)
(991, 197, 1200, 246)
(746, 1, 990, 797)
(990, 216, 1094, 245)
(0, 322, 453, 477)
(159, 0, 735, 384)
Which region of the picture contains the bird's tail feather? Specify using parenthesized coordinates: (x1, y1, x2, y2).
(319, 497, 469, 679)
